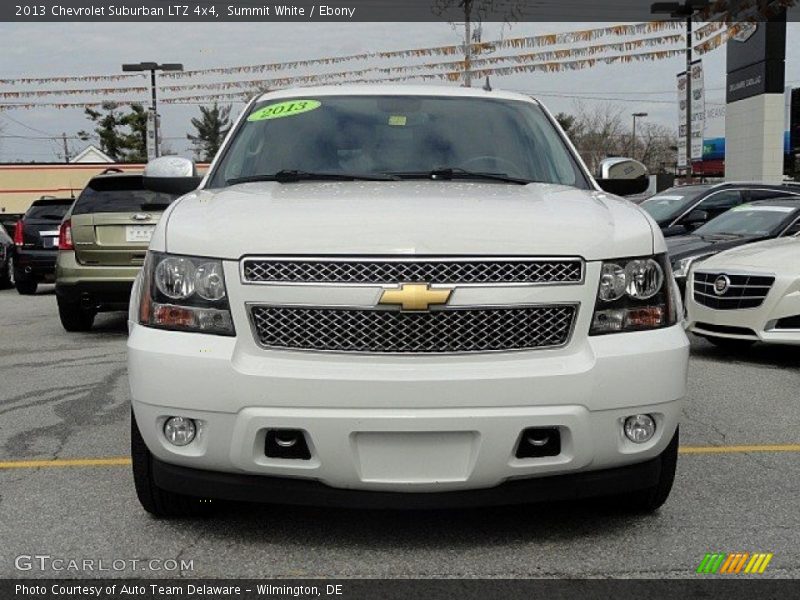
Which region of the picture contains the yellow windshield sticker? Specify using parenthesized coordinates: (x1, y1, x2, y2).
(248, 99, 321, 121)
(388, 115, 407, 126)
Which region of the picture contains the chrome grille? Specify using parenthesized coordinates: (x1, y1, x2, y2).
(242, 258, 583, 285)
(693, 272, 774, 310)
(250, 305, 577, 353)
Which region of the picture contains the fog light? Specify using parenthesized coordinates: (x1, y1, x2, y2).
(163, 416, 196, 446)
(624, 414, 656, 443)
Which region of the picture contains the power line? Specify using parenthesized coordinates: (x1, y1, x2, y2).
(0, 112, 56, 136)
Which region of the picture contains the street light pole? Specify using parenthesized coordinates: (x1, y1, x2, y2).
(631, 112, 648, 159)
(685, 14, 693, 182)
(651, 1, 709, 183)
(121, 62, 183, 159)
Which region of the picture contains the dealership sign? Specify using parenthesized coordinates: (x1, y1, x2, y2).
(676, 60, 705, 167)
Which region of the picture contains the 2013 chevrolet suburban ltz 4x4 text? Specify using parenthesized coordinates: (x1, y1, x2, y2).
(128, 86, 689, 518)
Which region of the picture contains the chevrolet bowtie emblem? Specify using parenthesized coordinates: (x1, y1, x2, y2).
(379, 283, 453, 311)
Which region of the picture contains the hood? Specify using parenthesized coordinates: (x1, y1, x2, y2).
(666, 233, 762, 263)
(698, 236, 799, 271)
(163, 181, 655, 260)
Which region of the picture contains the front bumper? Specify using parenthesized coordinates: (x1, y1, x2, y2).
(152, 450, 666, 509)
(686, 270, 800, 346)
(129, 323, 688, 494)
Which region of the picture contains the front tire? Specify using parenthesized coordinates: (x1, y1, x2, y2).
(613, 427, 679, 513)
(57, 297, 96, 332)
(131, 411, 215, 518)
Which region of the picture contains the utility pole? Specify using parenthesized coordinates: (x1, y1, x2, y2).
(463, 0, 473, 87)
(61, 133, 70, 163)
(121, 62, 183, 158)
(651, 1, 709, 183)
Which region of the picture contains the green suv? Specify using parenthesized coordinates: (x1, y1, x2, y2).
(56, 172, 179, 331)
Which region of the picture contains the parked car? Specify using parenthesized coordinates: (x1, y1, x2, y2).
(0, 224, 14, 289)
(12, 197, 74, 295)
(640, 182, 800, 237)
(685, 236, 800, 349)
(55, 172, 179, 331)
(0, 214, 23, 238)
(128, 86, 689, 518)
(668, 198, 800, 296)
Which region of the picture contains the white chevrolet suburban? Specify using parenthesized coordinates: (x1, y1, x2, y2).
(128, 86, 689, 517)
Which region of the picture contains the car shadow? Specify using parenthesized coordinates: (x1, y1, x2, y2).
(90, 313, 129, 335)
(689, 334, 798, 370)
(171, 498, 650, 550)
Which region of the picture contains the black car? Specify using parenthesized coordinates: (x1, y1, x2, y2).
(12, 197, 74, 295)
(668, 198, 800, 295)
(0, 224, 13, 289)
(641, 183, 800, 237)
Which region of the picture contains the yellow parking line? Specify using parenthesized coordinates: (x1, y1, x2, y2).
(679, 444, 800, 454)
(0, 457, 132, 469)
(0, 444, 799, 470)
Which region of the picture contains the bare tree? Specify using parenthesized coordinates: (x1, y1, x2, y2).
(569, 102, 626, 175)
(559, 102, 677, 175)
(635, 122, 677, 174)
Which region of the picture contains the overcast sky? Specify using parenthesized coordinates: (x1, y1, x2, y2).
(1, 17, 799, 162)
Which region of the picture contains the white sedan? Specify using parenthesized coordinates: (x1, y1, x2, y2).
(685, 236, 800, 348)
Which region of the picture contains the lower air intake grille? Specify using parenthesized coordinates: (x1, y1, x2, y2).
(250, 305, 577, 353)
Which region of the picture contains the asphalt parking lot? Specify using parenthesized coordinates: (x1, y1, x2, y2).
(1, 285, 798, 579)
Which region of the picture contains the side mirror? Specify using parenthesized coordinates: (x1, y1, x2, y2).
(142, 156, 203, 195)
(662, 224, 688, 237)
(595, 157, 649, 197)
(683, 209, 709, 227)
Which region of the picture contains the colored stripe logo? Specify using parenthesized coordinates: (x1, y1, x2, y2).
(696, 552, 773, 574)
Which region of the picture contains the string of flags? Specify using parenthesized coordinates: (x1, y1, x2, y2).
(0, 73, 145, 86)
(0, 87, 149, 100)
(157, 34, 685, 95)
(694, 0, 797, 54)
(157, 21, 683, 80)
(5, 0, 796, 114)
(160, 48, 688, 105)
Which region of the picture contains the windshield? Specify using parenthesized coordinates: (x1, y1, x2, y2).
(208, 95, 589, 188)
(640, 186, 708, 222)
(695, 204, 796, 236)
(73, 181, 179, 216)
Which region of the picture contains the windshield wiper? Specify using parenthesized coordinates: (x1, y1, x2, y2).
(227, 170, 399, 185)
(702, 232, 746, 240)
(392, 168, 535, 185)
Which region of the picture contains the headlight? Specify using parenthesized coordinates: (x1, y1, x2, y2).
(590, 254, 677, 335)
(155, 256, 196, 300)
(672, 253, 713, 279)
(598, 263, 626, 301)
(624, 259, 663, 299)
(138, 252, 234, 336)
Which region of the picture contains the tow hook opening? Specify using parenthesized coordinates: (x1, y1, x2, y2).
(265, 429, 311, 460)
(515, 427, 561, 458)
